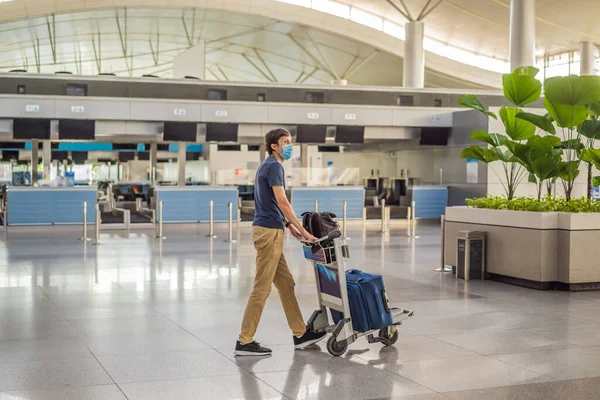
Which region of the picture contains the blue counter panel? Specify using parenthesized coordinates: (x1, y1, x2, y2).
(156, 188, 238, 223)
(8, 189, 97, 225)
(413, 187, 448, 219)
(291, 187, 364, 219)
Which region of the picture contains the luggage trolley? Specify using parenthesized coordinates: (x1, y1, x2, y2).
(302, 232, 414, 356)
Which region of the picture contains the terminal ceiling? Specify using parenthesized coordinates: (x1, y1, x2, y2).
(0, 0, 595, 88)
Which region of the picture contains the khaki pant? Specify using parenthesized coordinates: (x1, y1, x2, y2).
(239, 226, 306, 344)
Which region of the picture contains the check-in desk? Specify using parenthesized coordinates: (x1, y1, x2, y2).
(154, 186, 239, 223)
(7, 187, 97, 225)
(410, 186, 449, 218)
(290, 186, 364, 219)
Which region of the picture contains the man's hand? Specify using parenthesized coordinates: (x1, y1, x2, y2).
(302, 230, 318, 242)
(288, 224, 303, 240)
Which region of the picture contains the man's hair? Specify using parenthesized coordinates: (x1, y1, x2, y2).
(265, 128, 291, 155)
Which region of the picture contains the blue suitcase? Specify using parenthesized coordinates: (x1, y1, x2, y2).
(331, 269, 393, 333)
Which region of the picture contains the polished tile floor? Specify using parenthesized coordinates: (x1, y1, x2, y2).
(1, 221, 600, 399)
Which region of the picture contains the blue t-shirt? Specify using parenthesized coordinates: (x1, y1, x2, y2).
(253, 156, 286, 229)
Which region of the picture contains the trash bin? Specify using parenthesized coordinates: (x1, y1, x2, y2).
(456, 231, 486, 281)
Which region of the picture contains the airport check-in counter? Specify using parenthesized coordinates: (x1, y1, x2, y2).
(290, 186, 365, 219)
(408, 186, 449, 219)
(154, 186, 238, 223)
(7, 187, 96, 225)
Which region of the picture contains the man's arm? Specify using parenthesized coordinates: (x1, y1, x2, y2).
(272, 186, 316, 241)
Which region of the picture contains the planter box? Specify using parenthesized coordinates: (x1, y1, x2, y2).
(444, 207, 600, 291)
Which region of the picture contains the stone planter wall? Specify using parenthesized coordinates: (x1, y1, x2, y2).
(444, 207, 600, 291)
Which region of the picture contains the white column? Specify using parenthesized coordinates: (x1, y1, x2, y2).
(149, 142, 158, 185)
(173, 42, 206, 80)
(259, 144, 267, 163)
(509, 0, 536, 71)
(177, 144, 186, 186)
(580, 41, 597, 76)
(42, 140, 51, 180)
(31, 140, 39, 184)
(403, 21, 425, 88)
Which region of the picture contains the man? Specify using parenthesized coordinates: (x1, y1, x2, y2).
(235, 128, 327, 356)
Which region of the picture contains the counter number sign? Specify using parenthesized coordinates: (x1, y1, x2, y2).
(71, 105, 85, 113)
(307, 112, 319, 120)
(215, 109, 228, 117)
(25, 104, 40, 113)
(173, 108, 187, 116)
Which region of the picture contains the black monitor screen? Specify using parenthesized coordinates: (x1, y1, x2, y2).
(113, 143, 137, 151)
(217, 145, 241, 151)
(118, 152, 135, 162)
(66, 84, 88, 96)
(51, 151, 68, 161)
(157, 144, 170, 151)
(205, 123, 238, 142)
(335, 126, 365, 144)
(0, 142, 26, 150)
(186, 152, 201, 161)
(163, 122, 197, 142)
(58, 119, 95, 140)
(297, 125, 326, 144)
(420, 127, 450, 146)
(2, 151, 19, 161)
(317, 146, 340, 153)
(13, 119, 51, 140)
(71, 151, 88, 164)
(137, 152, 150, 161)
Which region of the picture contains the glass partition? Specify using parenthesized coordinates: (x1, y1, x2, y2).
(214, 167, 360, 187)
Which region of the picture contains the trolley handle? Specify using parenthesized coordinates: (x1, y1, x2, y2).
(300, 229, 341, 246)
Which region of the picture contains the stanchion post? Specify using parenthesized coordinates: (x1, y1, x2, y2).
(154, 201, 166, 240)
(378, 198, 387, 233)
(434, 214, 453, 272)
(79, 201, 90, 241)
(407, 205, 412, 237)
(411, 200, 419, 238)
(205, 200, 217, 239)
(92, 204, 102, 246)
(314, 199, 319, 213)
(224, 202, 236, 243)
(342, 200, 349, 239)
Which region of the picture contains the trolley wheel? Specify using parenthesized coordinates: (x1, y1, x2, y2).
(326, 336, 348, 357)
(378, 327, 399, 346)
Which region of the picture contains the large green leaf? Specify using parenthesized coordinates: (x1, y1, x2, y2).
(581, 148, 600, 169)
(500, 106, 536, 140)
(579, 120, 600, 139)
(460, 146, 500, 163)
(527, 135, 562, 154)
(561, 139, 584, 153)
(470, 131, 506, 147)
(503, 141, 531, 170)
(544, 98, 588, 128)
(515, 112, 556, 135)
(528, 172, 537, 183)
(558, 161, 581, 181)
(593, 176, 600, 187)
(531, 156, 560, 181)
(502, 67, 542, 106)
(544, 75, 600, 106)
(512, 66, 540, 78)
(588, 101, 600, 119)
(458, 95, 497, 119)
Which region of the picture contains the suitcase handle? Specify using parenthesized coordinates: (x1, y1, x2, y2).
(381, 288, 391, 314)
(348, 269, 362, 274)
